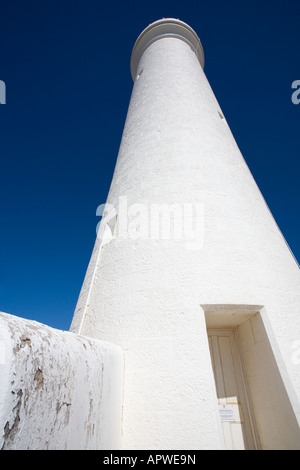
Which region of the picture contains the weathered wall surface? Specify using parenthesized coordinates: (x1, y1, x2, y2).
(0, 312, 123, 450)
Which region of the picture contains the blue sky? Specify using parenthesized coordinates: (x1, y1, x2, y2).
(0, 0, 299, 331)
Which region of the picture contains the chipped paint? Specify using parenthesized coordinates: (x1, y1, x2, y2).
(0, 312, 123, 450)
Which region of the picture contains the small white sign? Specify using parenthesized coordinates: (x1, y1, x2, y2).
(218, 404, 235, 422)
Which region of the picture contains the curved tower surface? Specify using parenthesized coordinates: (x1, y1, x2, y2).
(70, 19, 300, 450)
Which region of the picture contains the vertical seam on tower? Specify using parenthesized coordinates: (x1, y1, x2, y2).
(77, 241, 104, 335)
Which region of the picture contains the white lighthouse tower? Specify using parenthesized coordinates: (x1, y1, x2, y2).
(70, 19, 300, 450)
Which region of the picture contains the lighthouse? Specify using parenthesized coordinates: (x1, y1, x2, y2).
(70, 19, 300, 450)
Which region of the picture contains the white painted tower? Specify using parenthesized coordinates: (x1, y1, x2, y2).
(70, 19, 300, 450)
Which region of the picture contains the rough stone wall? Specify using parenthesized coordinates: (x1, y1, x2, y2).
(0, 312, 123, 450)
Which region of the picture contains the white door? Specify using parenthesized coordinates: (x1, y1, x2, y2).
(207, 329, 259, 450)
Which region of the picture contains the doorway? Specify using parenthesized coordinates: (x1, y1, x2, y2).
(207, 328, 259, 450)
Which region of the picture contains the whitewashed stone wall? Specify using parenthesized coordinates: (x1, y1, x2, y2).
(0, 312, 123, 450)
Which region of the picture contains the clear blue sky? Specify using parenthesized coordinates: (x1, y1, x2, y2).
(0, 0, 299, 331)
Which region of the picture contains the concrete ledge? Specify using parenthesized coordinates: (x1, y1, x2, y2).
(0, 312, 123, 450)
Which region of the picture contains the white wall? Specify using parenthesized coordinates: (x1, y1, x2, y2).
(70, 20, 300, 449)
(237, 313, 300, 449)
(0, 312, 123, 450)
